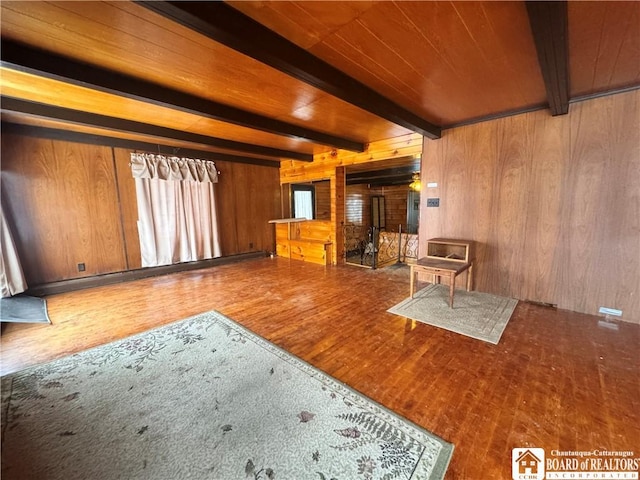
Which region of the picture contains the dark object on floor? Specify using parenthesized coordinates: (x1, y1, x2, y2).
(0, 295, 51, 323)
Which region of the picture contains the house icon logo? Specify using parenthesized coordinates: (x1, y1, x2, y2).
(512, 448, 545, 480)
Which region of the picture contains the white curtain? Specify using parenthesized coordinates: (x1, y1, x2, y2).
(294, 190, 314, 219)
(131, 153, 221, 268)
(0, 204, 27, 297)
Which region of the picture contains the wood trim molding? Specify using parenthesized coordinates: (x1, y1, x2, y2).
(526, 1, 570, 116)
(1, 97, 312, 162)
(569, 84, 640, 105)
(1, 122, 281, 168)
(0, 39, 365, 152)
(25, 252, 267, 297)
(442, 103, 548, 130)
(138, 1, 442, 140)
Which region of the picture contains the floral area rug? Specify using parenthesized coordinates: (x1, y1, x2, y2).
(1, 311, 453, 480)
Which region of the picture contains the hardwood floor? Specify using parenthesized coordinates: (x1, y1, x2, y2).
(2, 257, 639, 479)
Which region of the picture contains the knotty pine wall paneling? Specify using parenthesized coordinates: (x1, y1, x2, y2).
(346, 184, 373, 225)
(420, 90, 640, 323)
(1, 134, 128, 285)
(345, 184, 409, 232)
(332, 167, 346, 263)
(281, 133, 423, 265)
(280, 133, 423, 184)
(380, 185, 410, 232)
(314, 180, 331, 220)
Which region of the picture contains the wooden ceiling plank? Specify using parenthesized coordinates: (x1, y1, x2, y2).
(0, 39, 364, 152)
(526, 1, 570, 116)
(1, 96, 312, 162)
(568, 2, 640, 97)
(137, 1, 442, 139)
(1, 122, 280, 168)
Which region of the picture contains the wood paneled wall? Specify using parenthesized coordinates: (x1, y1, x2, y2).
(214, 161, 281, 256)
(1, 135, 128, 284)
(332, 167, 345, 263)
(314, 180, 331, 220)
(280, 133, 423, 184)
(345, 184, 410, 232)
(379, 185, 409, 232)
(346, 184, 371, 225)
(113, 147, 141, 268)
(281, 133, 423, 264)
(421, 90, 640, 323)
(1, 134, 281, 287)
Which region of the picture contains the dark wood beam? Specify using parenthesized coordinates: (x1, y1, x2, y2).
(347, 176, 414, 187)
(0, 39, 364, 152)
(526, 1, 570, 116)
(346, 165, 418, 186)
(137, 1, 442, 139)
(1, 97, 312, 162)
(1, 122, 281, 168)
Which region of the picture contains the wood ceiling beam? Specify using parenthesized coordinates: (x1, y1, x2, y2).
(357, 178, 414, 188)
(1, 97, 312, 162)
(346, 165, 418, 186)
(137, 1, 442, 140)
(1, 122, 281, 168)
(346, 175, 414, 187)
(526, 1, 570, 116)
(0, 40, 364, 152)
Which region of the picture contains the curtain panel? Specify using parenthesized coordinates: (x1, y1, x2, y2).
(0, 204, 27, 297)
(130, 153, 218, 183)
(130, 153, 221, 268)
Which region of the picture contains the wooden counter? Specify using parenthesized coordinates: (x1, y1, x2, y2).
(269, 218, 332, 266)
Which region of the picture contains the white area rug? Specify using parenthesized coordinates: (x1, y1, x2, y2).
(388, 284, 518, 344)
(1, 311, 453, 480)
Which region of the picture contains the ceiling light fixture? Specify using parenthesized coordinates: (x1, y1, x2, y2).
(409, 172, 421, 191)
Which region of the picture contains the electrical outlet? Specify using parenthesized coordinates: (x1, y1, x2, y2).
(598, 307, 622, 317)
(426, 198, 440, 207)
(77, 263, 86, 272)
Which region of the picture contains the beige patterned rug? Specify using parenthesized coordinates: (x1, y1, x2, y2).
(1, 310, 453, 480)
(388, 284, 518, 344)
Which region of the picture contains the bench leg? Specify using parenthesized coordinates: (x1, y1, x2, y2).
(449, 273, 455, 308)
(410, 266, 415, 298)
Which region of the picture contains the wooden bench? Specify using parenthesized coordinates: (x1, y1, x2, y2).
(410, 238, 476, 308)
(270, 218, 332, 266)
(410, 258, 473, 308)
(288, 239, 332, 265)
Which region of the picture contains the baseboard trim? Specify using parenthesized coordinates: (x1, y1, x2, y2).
(26, 252, 267, 297)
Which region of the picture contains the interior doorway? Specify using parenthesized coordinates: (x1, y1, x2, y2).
(343, 156, 421, 269)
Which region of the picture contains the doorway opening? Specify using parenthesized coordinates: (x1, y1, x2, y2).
(343, 156, 421, 269)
